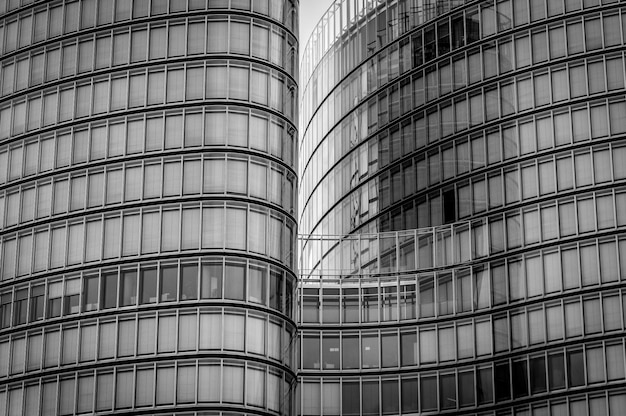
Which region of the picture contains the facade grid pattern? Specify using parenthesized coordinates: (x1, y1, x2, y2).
(0, 0, 299, 415)
(298, 0, 626, 415)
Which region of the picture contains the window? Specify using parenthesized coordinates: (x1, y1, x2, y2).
(130, 28, 147, 62)
(483, 45, 497, 79)
(539, 161, 555, 196)
(229, 66, 249, 100)
(342, 382, 359, 415)
(223, 314, 245, 352)
(29, 286, 45, 321)
(252, 25, 269, 59)
(201, 263, 222, 299)
(46, 49, 61, 81)
(342, 335, 359, 369)
(534, 73, 549, 106)
(532, 30, 547, 63)
(90, 272, 113, 311)
(517, 77, 532, 111)
(140, 268, 157, 304)
(120, 214, 139, 257)
(591, 105, 608, 139)
(94, 36, 111, 70)
(196, 363, 220, 402)
(179, 206, 200, 250)
(160, 266, 177, 302)
(149, 26, 166, 59)
(112, 32, 129, 66)
(166, 69, 184, 103)
(567, 22, 584, 54)
(609, 101, 626, 135)
(187, 22, 204, 55)
(362, 333, 379, 368)
(248, 264, 266, 304)
(607, 344, 625, 381)
(565, 300, 583, 337)
(400, 377, 418, 412)
(137, 317, 155, 355)
(178, 314, 197, 353)
(81, 276, 98, 312)
(250, 70, 268, 104)
(585, 18, 602, 50)
(10, 289, 27, 326)
(58, 89, 74, 122)
(180, 69, 203, 105)
(168, 25, 185, 57)
(607, 59, 625, 91)
(361, 380, 379, 415)
(567, 350, 585, 387)
(96, 373, 113, 411)
(322, 334, 339, 369)
(157, 315, 176, 353)
(545, 304, 563, 342)
(556, 157, 573, 191)
(207, 20, 228, 52)
(515, 35, 530, 67)
(161, 210, 180, 251)
(204, 66, 227, 99)
(270, 75, 284, 111)
(62, 279, 80, 316)
(151, 0, 169, 14)
(156, 367, 175, 405)
(549, 26, 566, 58)
(524, 210, 540, 244)
(230, 21, 250, 54)
(147, 71, 165, 105)
(247, 316, 265, 357)
(135, 367, 154, 407)
(224, 263, 245, 300)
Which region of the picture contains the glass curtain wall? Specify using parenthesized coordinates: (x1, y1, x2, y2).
(0, 1, 299, 415)
(298, 0, 626, 414)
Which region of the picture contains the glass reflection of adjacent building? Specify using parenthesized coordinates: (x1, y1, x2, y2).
(0, 1, 298, 414)
(298, 0, 626, 415)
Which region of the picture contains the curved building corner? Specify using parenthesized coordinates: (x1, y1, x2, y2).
(298, 0, 626, 415)
(0, 0, 298, 415)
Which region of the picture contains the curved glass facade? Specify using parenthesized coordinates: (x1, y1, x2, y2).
(298, 0, 626, 415)
(0, 0, 298, 414)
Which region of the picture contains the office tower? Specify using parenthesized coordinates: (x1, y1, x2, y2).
(298, 0, 626, 414)
(0, 1, 298, 414)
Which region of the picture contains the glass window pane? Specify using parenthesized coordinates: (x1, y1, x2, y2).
(224, 263, 245, 300)
(150, 27, 166, 59)
(207, 21, 228, 53)
(140, 268, 157, 304)
(230, 22, 250, 54)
